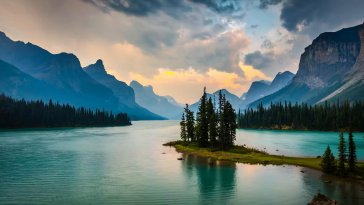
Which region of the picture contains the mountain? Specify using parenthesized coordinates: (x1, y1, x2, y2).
(84, 60, 164, 120)
(189, 89, 241, 115)
(130, 80, 182, 119)
(250, 23, 364, 108)
(240, 71, 294, 109)
(0, 59, 55, 100)
(0, 31, 163, 120)
(0, 31, 118, 109)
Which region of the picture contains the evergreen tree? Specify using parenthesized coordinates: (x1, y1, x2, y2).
(180, 113, 187, 141)
(337, 132, 347, 176)
(217, 91, 227, 149)
(184, 104, 195, 142)
(195, 88, 209, 147)
(225, 101, 237, 148)
(348, 131, 357, 172)
(320, 145, 336, 174)
(207, 98, 217, 147)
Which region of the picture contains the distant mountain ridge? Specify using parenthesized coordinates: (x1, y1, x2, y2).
(0, 31, 163, 120)
(239, 71, 295, 109)
(186, 71, 295, 117)
(250, 23, 364, 108)
(130, 80, 183, 119)
(189, 89, 241, 115)
(84, 60, 164, 120)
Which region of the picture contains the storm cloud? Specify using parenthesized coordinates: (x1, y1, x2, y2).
(280, 0, 364, 35)
(84, 0, 242, 18)
(259, 0, 282, 9)
(244, 51, 274, 71)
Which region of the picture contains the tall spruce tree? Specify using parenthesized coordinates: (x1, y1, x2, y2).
(348, 131, 357, 172)
(180, 113, 187, 141)
(337, 132, 347, 176)
(217, 91, 227, 149)
(320, 145, 336, 174)
(184, 104, 195, 142)
(196, 88, 209, 147)
(207, 97, 217, 147)
(225, 101, 236, 148)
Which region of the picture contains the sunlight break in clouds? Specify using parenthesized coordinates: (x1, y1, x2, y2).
(129, 64, 269, 104)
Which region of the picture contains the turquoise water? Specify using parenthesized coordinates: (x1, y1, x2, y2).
(0, 121, 363, 205)
(236, 129, 364, 158)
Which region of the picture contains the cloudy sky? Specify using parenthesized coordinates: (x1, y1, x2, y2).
(0, 0, 363, 103)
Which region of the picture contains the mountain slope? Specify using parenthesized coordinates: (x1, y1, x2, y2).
(0, 31, 163, 120)
(240, 71, 294, 109)
(130, 81, 182, 119)
(250, 23, 364, 108)
(0, 59, 55, 100)
(84, 60, 164, 120)
(0, 31, 118, 109)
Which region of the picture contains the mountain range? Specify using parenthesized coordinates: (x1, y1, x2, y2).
(0, 31, 163, 120)
(184, 70, 294, 116)
(250, 23, 364, 108)
(130, 80, 183, 119)
(1, 23, 363, 120)
(239, 71, 295, 109)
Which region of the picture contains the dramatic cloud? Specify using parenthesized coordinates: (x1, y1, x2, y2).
(84, 0, 243, 18)
(280, 0, 364, 35)
(259, 0, 282, 9)
(244, 51, 273, 72)
(84, 0, 190, 18)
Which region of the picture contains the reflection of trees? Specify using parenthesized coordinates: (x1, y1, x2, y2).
(181, 153, 236, 204)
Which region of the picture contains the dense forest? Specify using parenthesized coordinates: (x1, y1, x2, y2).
(0, 94, 131, 129)
(237, 101, 364, 131)
(180, 88, 237, 150)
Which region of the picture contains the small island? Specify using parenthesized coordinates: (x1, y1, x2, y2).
(164, 88, 364, 181)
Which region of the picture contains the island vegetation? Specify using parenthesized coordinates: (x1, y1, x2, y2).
(0, 94, 131, 129)
(165, 88, 364, 180)
(179, 88, 237, 150)
(237, 101, 364, 131)
(320, 131, 358, 177)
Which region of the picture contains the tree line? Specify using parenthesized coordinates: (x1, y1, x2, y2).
(180, 88, 237, 150)
(237, 101, 364, 131)
(320, 131, 357, 177)
(0, 94, 131, 128)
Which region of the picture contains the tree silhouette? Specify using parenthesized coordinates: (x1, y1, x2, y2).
(348, 131, 357, 173)
(337, 132, 347, 176)
(320, 145, 336, 174)
(0, 94, 131, 128)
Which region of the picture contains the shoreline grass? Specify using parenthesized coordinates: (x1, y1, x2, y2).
(164, 140, 364, 181)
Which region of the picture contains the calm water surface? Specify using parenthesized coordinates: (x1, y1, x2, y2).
(0, 120, 363, 205)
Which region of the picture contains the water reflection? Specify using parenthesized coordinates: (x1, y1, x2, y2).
(181, 154, 236, 204)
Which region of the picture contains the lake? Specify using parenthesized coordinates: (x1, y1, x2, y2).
(0, 120, 363, 205)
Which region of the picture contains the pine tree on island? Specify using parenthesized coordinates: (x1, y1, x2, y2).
(184, 104, 195, 142)
(348, 131, 357, 173)
(207, 98, 217, 147)
(196, 87, 209, 147)
(180, 113, 187, 141)
(337, 132, 347, 176)
(320, 145, 336, 174)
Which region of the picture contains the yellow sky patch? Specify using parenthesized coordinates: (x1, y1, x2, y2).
(128, 66, 268, 104)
